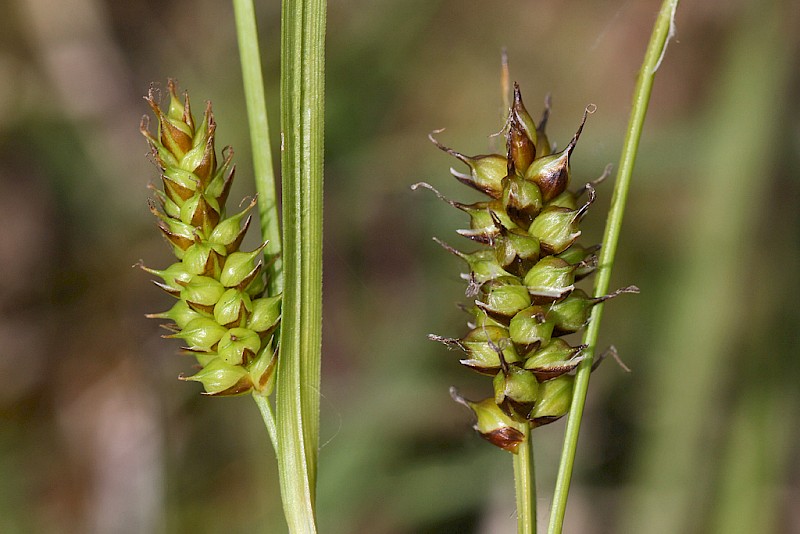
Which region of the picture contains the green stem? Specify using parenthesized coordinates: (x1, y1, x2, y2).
(546, 1, 678, 532)
(275, 0, 326, 532)
(233, 0, 282, 494)
(232, 0, 283, 295)
(253, 393, 279, 454)
(617, 3, 789, 532)
(514, 425, 536, 533)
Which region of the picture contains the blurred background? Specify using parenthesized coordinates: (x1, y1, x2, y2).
(1, 0, 798, 532)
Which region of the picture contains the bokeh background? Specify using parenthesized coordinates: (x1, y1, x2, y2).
(1, 0, 798, 532)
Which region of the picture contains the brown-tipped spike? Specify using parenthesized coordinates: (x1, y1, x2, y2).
(511, 84, 538, 135)
(539, 93, 552, 131)
(145, 82, 160, 105)
(508, 84, 537, 170)
(449, 168, 488, 196)
(201, 100, 214, 133)
(432, 237, 466, 259)
(565, 104, 596, 155)
(428, 130, 470, 165)
(152, 280, 181, 297)
(512, 82, 522, 109)
(410, 182, 467, 210)
(180, 85, 195, 131)
(144, 89, 160, 116)
(574, 183, 597, 221)
(218, 164, 235, 206)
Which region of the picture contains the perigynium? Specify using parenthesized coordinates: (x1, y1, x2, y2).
(139, 80, 280, 397)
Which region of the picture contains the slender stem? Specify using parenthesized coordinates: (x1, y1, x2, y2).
(232, 0, 283, 295)
(275, 0, 326, 532)
(618, 3, 789, 531)
(232, 0, 285, 521)
(514, 425, 536, 533)
(547, 1, 679, 532)
(253, 393, 279, 454)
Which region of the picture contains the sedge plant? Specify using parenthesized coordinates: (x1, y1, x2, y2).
(419, 1, 679, 532)
(139, 0, 325, 531)
(137, 0, 676, 531)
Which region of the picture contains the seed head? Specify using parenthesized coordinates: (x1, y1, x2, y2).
(421, 84, 635, 450)
(141, 82, 280, 396)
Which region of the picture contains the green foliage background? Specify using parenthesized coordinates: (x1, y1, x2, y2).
(0, 1, 797, 532)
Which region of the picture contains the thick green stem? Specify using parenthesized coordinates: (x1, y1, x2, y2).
(233, 0, 325, 530)
(547, 1, 678, 532)
(232, 0, 282, 295)
(275, 0, 326, 532)
(514, 425, 536, 534)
